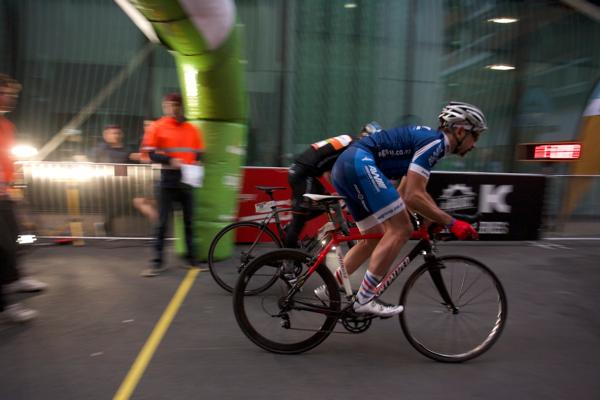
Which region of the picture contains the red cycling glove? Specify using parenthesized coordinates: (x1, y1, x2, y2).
(448, 218, 479, 240)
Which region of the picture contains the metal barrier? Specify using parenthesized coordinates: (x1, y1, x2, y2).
(17, 162, 158, 237)
(13, 162, 600, 239)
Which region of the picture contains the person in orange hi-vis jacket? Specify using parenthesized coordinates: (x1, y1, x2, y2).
(1, 74, 46, 322)
(139, 93, 205, 277)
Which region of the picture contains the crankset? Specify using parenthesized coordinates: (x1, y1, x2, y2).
(340, 314, 373, 333)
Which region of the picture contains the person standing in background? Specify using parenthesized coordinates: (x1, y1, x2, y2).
(0, 74, 46, 323)
(90, 124, 133, 164)
(140, 93, 205, 277)
(88, 124, 135, 235)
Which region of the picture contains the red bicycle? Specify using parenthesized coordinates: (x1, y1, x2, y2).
(233, 194, 507, 362)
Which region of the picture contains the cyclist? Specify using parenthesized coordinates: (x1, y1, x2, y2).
(324, 102, 485, 317)
(284, 122, 382, 249)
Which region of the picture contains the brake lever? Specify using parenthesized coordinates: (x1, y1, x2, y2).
(430, 212, 482, 241)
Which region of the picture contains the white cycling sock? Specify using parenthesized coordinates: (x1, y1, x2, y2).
(356, 270, 383, 305)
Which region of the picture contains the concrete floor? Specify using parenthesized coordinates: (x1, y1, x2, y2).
(1, 239, 599, 399)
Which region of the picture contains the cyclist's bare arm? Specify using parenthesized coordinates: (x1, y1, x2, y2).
(397, 176, 429, 225)
(397, 175, 432, 216)
(402, 171, 453, 226)
(397, 176, 408, 198)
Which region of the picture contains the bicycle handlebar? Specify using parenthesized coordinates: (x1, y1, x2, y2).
(449, 212, 481, 225)
(426, 212, 482, 241)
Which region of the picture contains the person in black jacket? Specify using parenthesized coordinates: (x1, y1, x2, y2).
(284, 122, 381, 248)
(90, 125, 132, 164)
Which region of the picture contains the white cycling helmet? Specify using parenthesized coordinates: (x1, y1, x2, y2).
(362, 121, 382, 135)
(439, 101, 487, 133)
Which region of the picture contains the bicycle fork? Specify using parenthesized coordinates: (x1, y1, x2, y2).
(424, 255, 459, 313)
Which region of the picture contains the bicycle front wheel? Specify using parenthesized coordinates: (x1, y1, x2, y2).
(233, 249, 341, 354)
(208, 221, 282, 293)
(400, 256, 507, 363)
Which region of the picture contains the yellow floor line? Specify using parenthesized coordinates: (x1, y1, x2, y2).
(113, 268, 200, 400)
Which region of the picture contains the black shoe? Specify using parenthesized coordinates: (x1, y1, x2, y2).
(141, 266, 167, 277)
(141, 259, 166, 277)
(180, 260, 207, 271)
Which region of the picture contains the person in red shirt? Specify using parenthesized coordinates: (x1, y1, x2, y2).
(140, 93, 205, 276)
(0, 74, 45, 322)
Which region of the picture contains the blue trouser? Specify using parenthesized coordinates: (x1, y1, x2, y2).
(331, 146, 405, 232)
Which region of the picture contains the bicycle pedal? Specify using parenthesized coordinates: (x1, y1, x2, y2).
(282, 273, 298, 283)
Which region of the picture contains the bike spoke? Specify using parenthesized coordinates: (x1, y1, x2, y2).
(234, 249, 341, 353)
(412, 285, 446, 305)
(458, 286, 495, 308)
(208, 223, 282, 293)
(457, 269, 484, 303)
(400, 256, 506, 362)
(450, 264, 455, 298)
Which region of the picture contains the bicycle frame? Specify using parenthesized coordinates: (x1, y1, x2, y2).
(308, 230, 429, 294)
(288, 224, 459, 314)
(267, 202, 345, 246)
(241, 203, 327, 255)
(260, 205, 293, 240)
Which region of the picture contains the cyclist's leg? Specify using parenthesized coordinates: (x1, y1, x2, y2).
(332, 148, 410, 314)
(284, 166, 311, 248)
(331, 146, 401, 278)
(285, 170, 327, 248)
(284, 211, 308, 248)
(354, 211, 412, 305)
(330, 147, 381, 278)
(340, 225, 381, 276)
(293, 177, 330, 239)
(367, 210, 413, 276)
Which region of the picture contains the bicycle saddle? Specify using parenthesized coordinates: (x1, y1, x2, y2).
(256, 185, 287, 192)
(303, 194, 346, 204)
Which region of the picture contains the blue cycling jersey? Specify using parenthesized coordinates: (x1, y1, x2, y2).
(330, 125, 450, 231)
(354, 125, 449, 179)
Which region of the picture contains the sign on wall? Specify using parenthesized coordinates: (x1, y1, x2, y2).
(239, 168, 547, 241)
(428, 172, 547, 240)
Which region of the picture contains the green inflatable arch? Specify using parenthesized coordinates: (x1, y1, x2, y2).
(118, 0, 247, 260)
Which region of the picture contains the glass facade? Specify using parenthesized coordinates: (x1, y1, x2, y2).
(1, 0, 598, 171)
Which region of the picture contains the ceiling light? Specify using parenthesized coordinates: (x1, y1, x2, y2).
(488, 18, 518, 24)
(344, 3, 357, 9)
(486, 64, 515, 71)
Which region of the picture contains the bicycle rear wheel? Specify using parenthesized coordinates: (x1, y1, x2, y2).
(208, 222, 282, 293)
(400, 256, 507, 363)
(233, 249, 341, 354)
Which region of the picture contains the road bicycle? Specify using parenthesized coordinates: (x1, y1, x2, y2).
(233, 194, 507, 362)
(208, 185, 352, 294)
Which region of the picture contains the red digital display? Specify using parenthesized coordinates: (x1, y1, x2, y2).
(533, 144, 581, 160)
(517, 142, 583, 162)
